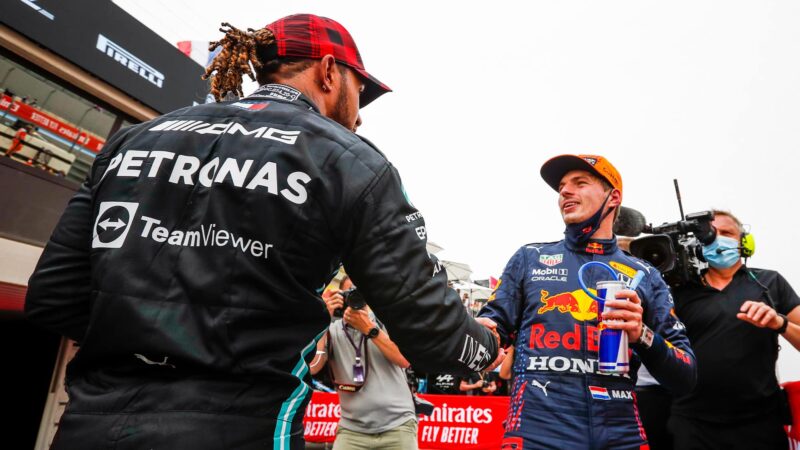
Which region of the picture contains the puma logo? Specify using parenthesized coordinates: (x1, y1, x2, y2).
(532, 379, 550, 396)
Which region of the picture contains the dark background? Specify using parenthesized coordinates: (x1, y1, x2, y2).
(2, 0, 208, 114)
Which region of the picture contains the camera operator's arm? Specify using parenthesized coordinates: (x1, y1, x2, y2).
(460, 377, 483, 392)
(779, 306, 800, 351)
(737, 302, 800, 350)
(309, 333, 329, 376)
(344, 308, 410, 368)
(633, 272, 697, 395)
(340, 151, 498, 375)
(737, 271, 800, 350)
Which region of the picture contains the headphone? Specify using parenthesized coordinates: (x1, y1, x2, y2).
(740, 229, 756, 258)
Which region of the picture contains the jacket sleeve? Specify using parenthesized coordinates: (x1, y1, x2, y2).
(476, 247, 527, 347)
(633, 270, 697, 395)
(341, 162, 497, 375)
(25, 130, 129, 341)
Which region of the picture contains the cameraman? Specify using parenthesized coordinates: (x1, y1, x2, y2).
(669, 210, 800, 449)
(311, 276, 418, 449)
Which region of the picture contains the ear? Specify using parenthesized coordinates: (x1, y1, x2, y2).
(318, 55, 338, 92)
(608, 189, 622, 209)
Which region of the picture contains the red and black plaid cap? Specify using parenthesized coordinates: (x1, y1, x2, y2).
(266, 14, 391, 108)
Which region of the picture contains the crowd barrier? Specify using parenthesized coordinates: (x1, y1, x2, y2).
(307, 383, 800, 448)
(785, 381, 800, 449)
(304, 392, 508, 449)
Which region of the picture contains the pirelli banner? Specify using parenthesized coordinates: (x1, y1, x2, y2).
(304, 392, 509, 449)
(2, 0, 207, 114)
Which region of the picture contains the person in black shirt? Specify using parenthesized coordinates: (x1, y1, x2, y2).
(669, 210, 800, 449)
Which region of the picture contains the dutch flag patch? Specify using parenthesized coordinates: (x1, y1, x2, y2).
(589, 386, 611, 400)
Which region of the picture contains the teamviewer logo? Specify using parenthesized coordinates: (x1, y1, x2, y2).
(92, 202, 138, 248)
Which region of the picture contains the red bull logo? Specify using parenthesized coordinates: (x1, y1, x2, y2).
(538, 289, 599, 321)
(530, 323, 599, 352)
(586, 242, 604, 254)
(665, 339, 692, 365)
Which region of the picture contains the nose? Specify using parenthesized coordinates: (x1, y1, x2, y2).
(559, 182, 575, 198)
(353, 114, 363, 131)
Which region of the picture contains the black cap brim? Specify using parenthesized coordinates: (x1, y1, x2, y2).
(540, 155, 604, 192)
(349, 66, 391, 108)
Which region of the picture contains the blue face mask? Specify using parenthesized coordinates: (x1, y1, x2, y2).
(703, 235, 741, 269)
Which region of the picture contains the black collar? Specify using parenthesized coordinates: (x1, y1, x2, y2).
(244, 84, 320, 113)
(565, 236, 618, 255)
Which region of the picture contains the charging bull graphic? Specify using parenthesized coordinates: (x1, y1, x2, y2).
(537, 289, 599, 321)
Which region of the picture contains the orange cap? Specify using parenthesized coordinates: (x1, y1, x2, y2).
(540, 154, 622, 193)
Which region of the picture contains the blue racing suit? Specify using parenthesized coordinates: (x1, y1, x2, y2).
(479, 238, 696, 449)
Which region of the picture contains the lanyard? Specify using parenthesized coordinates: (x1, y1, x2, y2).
(328, 324, 370, 392)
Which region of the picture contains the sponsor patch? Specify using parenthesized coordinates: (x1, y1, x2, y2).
(92, 202, 139, 248)
(251, 84, 301, 101)
(585, 242, 604, 254)
(139, 215, 274, 259)
(230, 101, 269, 111)
(526, 356, 627, 378)
(610, 261, 636, 278)
(102, 150, 310, 204)
(457, 335, 491, 371)
(539, 254, 563, 267)
(531, 268, 568, 282)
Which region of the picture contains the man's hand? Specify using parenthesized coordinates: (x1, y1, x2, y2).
(602, 289, 644, 343)
(343, 308, 375, 335)
(322, 290, 345, 318)
(737, 301, 782, 329)
(476, 317, 505, 371)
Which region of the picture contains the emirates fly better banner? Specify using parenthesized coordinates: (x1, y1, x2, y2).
(303, 393, 509, 449)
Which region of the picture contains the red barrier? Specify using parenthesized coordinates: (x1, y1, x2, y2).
(303, 392, 509, 449)
(784, 381, 800, 448)
(1, 95, 105, 152)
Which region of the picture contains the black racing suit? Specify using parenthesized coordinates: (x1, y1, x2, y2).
(25, 84, 497, 449)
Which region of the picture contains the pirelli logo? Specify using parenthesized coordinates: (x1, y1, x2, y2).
(96, 34, 165, 88)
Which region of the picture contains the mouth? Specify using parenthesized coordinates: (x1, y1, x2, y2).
(561, 201, 579, 212)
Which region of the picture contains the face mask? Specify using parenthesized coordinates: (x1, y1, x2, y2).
(564, 190, 614, 251)
(703, 235, 741, 269)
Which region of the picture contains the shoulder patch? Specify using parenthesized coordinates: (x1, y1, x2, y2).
(610, 261, 636, 278)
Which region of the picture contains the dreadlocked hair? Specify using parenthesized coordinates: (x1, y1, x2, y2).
(203, 23, 316, 102)
(202, 23, 274, 102)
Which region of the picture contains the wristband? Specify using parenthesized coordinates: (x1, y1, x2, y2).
(776, 314, 789, 334)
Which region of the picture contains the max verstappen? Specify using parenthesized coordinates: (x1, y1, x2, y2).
(479, 155, 696, 449)
(24, 14, 499, 450)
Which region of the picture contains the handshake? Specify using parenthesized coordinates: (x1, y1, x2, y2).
(476, 317, 505, 372)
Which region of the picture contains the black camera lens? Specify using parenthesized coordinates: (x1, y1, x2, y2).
(342, 288, 367, 310)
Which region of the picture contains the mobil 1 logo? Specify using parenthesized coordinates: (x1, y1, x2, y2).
(92, 202, 139, 248)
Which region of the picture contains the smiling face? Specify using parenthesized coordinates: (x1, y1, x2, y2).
(558, 170, 614, 225)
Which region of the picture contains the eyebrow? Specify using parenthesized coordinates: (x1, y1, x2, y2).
(559, 175, 592, 188)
